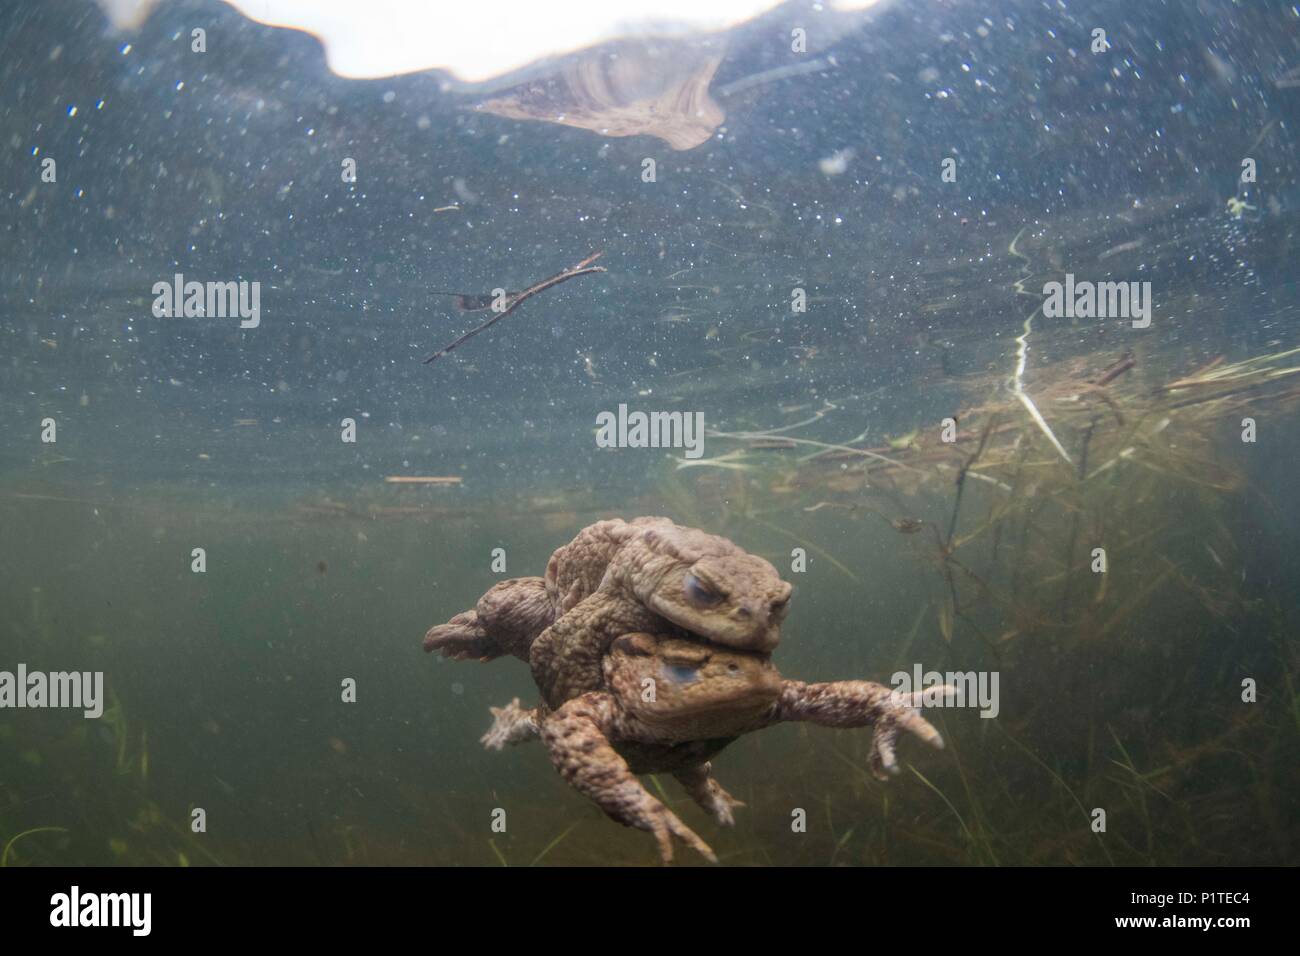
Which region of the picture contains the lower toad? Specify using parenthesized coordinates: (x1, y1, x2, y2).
(480, 632, 950, 863)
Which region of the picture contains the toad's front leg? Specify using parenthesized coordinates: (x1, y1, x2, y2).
(481, 698, 541, 751)
(540, 695, 717, 864)
(774, 680, 952, 780)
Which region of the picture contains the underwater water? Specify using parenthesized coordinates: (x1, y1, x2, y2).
(1, 0, 1298, 868)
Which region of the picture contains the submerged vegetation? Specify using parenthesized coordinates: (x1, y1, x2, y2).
(1, 607, 219, 867)
(2, 341, 1297, 865)
(656, 342, 1300, 864)
(2, 0, 1298, 873)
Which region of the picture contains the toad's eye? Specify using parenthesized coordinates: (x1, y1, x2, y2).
(684, 574, 724, 607)
(663, 663, 700, 685)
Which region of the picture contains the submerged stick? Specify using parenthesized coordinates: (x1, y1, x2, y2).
(946, 417, 997, 549)
(423, 252, 607, 364)
(1060, 415, 1098, 618)
(1092, 351, 1135, 387)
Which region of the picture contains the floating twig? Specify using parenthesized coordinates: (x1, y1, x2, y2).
(1092, 351, 1135, 387)
(383, 476, 464, 485)
(708, 430, 924, 474)
(423, 252, 607, 364)
(674, 449, 757, 471)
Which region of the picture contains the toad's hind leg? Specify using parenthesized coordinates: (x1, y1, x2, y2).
(541, 697, 717, 864)
(529, 597, 618, 704)
(673, 762, 745, 827)
(424, 577, 553, 662)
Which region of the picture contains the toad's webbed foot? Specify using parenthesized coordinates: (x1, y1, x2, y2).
(866, 686, 953, 780)
(674, 762, 745, 827)
(541, 696, 717, 864)
(775, 680, 954, 781)
(423, 610, 493, 660)
(424, 577, 554, 662)
(640, 795, 718, 864)
(481, 698, 541, 751)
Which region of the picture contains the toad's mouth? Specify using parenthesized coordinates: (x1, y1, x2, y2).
(663, 692, 778, 712)
(648, 659, 782, 713)
(647, 590, 770, 635)
(651, 627, 777, 661)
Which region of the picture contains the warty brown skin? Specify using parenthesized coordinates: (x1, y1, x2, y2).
(529, 518, 793, 707)
(422, 517, 794, 709)
(422, 576, 552, 662)
(422, 517, 671, 661)
(481, 633, 947, 864)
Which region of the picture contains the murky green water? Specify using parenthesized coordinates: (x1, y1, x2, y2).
(2, 0, 1298, 865)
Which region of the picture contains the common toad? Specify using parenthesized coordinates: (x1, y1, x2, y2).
(480, 632, 947, 863)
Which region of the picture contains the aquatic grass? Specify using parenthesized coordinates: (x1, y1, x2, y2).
(905, 764, 999, 865)
(995, 722, 1114, 865)
(706, 429, 922, 475)
(822, 792, 838, 851)
(100, 688, 134, 777)
(890, 602, 930, 675)
(1107, 727, 1172, 801)
(159, 814, 225, 867)
(529, 821, 580, 866)
(828, 746, 873, 786)
(828, 825, 856, 865)
(648, 773, 674, 808)
(1094, 559, 1178, 641)
(879, 790, 890, 864)
(1106, 727, 1160, 864)
(713, 846, 754, 863)
(748, 515, 859, 582)
(938, 721, 1001, 866)
(2, 826, 69, 866)
(8, 384, 1299, 869)
(1281, 650, 1300, 742)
